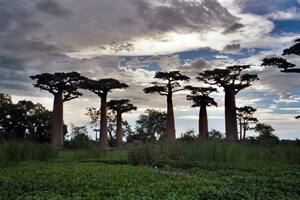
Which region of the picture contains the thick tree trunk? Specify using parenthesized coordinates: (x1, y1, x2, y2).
(116, 111, 123, 146)
(100, 94, 109, 149)
(166, 93, 176, 140)
(243, 125, 247, 140)
(199, 103, 208, 139)
(51, 92, 64, 150)
(224, 87, 238, 140)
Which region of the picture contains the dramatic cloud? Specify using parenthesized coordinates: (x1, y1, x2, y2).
(0, 0, 299, 139)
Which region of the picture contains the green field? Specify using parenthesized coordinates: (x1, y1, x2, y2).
(0, 146, 300, 200)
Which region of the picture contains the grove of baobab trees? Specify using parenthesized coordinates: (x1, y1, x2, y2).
(197, 66, 259, 140)
(144, 71, 190, 140)
(81, 78, 129, 149)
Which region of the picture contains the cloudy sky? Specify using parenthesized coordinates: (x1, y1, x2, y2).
(1, 0, 300, 139)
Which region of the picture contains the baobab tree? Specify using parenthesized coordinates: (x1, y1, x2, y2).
(186, 86, 217, 139)
(30, 72, 86, 149)
(144, 71, 190, 140)
(262, 38, 300, 118)
(107, 99, 137, 146)
(197, 66, 259, 140)
(236, 106, 258, 140)
(82, 78, 128, 149)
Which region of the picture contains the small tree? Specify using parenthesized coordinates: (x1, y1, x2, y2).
(144, 71, 190, 140)
(134, 109, 167, 142)
(186, 86, 217, 139)
(255, 123, 279, 144)
(82, 79, 128, 149)
(236, 106, 258, 140)
(108, 99, 137, 146)
(197, 66, 258, 140)
(30, 72, 86, 149)
(208, 129, 224, 140)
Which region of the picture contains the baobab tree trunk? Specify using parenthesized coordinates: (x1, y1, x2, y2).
(100, 94, 109, 149)
(166, 93, 176, 140)
(51, 92, 64, 150)
(116, 111, 123, 146)
(199, 103, 208, 139)
(224, 87, 238, 140)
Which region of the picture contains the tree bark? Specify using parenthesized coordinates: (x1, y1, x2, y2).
(166, 93, 176, 140)
(199, 103, 208, 140)
(224, 87, 238, 140)
(116, 111, 123, 146)
(100, 94, 109, 149)
(51, 92, 64, 150)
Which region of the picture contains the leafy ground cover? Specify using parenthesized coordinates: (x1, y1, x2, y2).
(0, 160, 299, 199)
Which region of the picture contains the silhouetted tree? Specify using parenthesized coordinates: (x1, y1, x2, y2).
(197, 66, 258, 140)
(30, 72, 85, 149)
(108, 99, 137, 146)
(262, 39, 300, 119)
(133, 109, 167, 142)
(0, 96, 67, 142)
(186, 86, 217, 139)
(262, 39, 300, 73)
(144, 71, 190, 140)
(236, 106, 258, 140)
(82, 79, 128, 149)
(296, 116, 300, 119)
(255, 123, 279, 144)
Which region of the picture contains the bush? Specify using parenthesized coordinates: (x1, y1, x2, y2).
(0, 140, 57, 165)
(128, 140, 300, 168)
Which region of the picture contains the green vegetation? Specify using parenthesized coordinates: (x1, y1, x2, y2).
(0, 141, 299, 199)
(128, 141, 300, 167)
(0, 159, 299, 199)
(0, 141, 57, 166)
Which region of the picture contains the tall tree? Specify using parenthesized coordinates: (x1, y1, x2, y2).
(144, 71, 190, 140)
(30, 72, 85, 149)
(82, 79, 128, 149)
(186, 86, 217, 139)
(197, 66, 258, 140)
(236, 106, 258, 140)
(107, 99, 137, 146)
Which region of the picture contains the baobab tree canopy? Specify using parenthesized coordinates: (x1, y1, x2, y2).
(262, 39, 300, 73)
(30, 72, 86, 101)
(197, 65, 259, 94)
(186, 86, 217, 107)
(81, 78, 129, 96)
(144, 71, 190, 95)
(108, 99, 137, 113)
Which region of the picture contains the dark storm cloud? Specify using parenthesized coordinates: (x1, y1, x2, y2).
(223, 23, 245, 34)
(136, 0, 237, 32)
(36, 0, 73, 17)
(223, 43, 241, 53)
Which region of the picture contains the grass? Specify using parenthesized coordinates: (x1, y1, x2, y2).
(0, 140, 299, 199)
